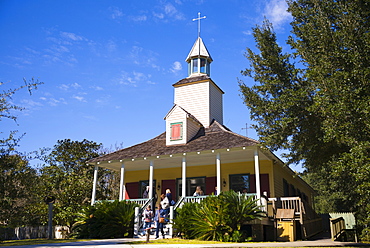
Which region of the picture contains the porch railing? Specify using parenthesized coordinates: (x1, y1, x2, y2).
(330, 217, 345, 241)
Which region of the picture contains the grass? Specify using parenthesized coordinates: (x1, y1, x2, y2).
(0, 238, 93, 247)
(126, 238, 229, 244)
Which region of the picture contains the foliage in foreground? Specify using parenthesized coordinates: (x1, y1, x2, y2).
(173, 191, 264, 242)
(72, 200, 139, 239)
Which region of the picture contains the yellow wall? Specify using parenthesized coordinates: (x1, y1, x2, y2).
(124, 159, 314, 203)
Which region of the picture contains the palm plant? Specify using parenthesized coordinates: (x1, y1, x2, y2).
(173, 191, 265, 242)
(72, 200, 139, 238)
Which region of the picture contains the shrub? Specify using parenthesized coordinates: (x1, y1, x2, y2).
(72, 200, 139, 239)
(173, 191, 265, 242)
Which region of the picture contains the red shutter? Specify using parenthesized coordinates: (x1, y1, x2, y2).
(249, 174, 270, 197)
(171, 123, 182, 140)
(126, 182, 139, 199)
(206, 176, 217, 195)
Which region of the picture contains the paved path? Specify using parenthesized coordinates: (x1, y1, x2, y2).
(4, 237, 368, 248)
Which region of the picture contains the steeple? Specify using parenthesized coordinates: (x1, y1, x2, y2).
(185, 37, 213, 77)
(186, 12, 212, 77)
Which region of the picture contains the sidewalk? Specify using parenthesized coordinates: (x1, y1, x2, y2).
(4, 237, 368, 248)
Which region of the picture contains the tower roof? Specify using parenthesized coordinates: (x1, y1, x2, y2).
(185, 37, 213, 62)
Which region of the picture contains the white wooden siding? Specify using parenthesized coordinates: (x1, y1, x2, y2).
(174, 82, 210, 127)
(209, 81, 223, 125)
(187, 118, 201, 142)
(166, 106, 187, 146)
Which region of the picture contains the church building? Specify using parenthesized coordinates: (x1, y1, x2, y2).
(88, 23, 320, 241)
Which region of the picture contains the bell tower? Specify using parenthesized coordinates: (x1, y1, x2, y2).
(165, 13, 224, 146)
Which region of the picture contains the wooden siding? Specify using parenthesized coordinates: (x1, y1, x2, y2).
(174, 81, 210, 127)
(273, 162, 314, 205)
(186, 118, 201, 142)
(209, 81, 223, 125)
(166, 106, 187, 146)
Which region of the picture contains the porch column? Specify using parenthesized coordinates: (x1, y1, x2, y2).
(216, 153, 221, 195)
(91, 165, 98, 206)
(254, 148, 261, 204)
(119, 162, 125, 201)
(149, 160, 154, 199)
(182, 156, 186, 197)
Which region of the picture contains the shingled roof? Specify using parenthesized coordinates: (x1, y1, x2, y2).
(88, 121, 258, 163)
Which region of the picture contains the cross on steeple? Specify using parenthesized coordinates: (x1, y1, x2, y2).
(192, 12, 206, 38)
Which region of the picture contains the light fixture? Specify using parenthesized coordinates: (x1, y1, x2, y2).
(223, 178, 227, 187)
(157, 184, 160, 190)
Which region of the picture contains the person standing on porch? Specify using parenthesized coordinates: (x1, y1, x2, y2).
(160, 193, 170, 215)
(143, 186, 150, 198)
(193, 186, 204, 196)
(154, 204, 166, 239)
(165, 188, 175, 206)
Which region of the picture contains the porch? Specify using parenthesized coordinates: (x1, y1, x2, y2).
(128, 194, 322, 241)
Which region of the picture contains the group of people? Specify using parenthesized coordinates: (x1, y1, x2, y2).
(141, 188, 174, 239)
(141, 186, 205, 239)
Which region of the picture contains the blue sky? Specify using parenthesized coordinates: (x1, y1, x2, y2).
(1, 0, 302, 172)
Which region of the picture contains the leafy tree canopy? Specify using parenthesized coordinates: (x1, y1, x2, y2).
(239, 0, 370, 237)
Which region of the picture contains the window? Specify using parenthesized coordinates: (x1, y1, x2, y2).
(139, 180, 156, 198)
(176, 177, 206, 198)
(192, 58, 198, 74)
(170, 122, 183, 140)
(229, 174, 250, 193)
(200, 58, 206, 73)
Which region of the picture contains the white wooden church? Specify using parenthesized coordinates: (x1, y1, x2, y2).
(88, 22, 321, 241)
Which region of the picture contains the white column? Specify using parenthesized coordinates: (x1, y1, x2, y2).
(182, 156, 187, 197)
(119, 162, 125, 201)
(91, 165, 98, 206)
(149, 160, 154, 199)
(216, 153, 221, 195)
(254, 149, 261, 204)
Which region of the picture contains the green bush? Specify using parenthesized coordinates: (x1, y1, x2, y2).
(72, 200, 139, 239)
(173, 191, 265, 242)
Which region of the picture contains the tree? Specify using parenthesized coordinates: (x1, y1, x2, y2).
(0, 154, 43, 227)
(40, 139, 103, 228)
(239, 0, 370, 238)
(0, 78, 44, 227)
(39, 139, 122, 229)
(1, 78, 43, 154)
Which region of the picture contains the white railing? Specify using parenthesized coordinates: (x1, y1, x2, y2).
(126, 198, 149, 207)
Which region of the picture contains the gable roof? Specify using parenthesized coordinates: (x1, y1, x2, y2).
(88, 120, 259, 163)
(173, 75, 224, 94)
(163, 104, 202, 126)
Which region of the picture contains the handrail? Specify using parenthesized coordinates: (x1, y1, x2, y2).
(330, 217, 345, 241)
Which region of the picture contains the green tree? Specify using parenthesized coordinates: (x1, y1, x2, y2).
(0, 78, 44, 227)
(239, 0, 370, 238)
(40, 139, 103, 228)
(0, 154, 43, 227)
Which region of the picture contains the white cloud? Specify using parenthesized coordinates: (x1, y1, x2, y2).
(60, 32, 84, 41)
(161, 3, 185, 21)
(73, 95, 86, 102)
(153, 12, 164, 19)
(131, 15, 147, 22)
(171, 61, 182, 73)
(109, 7, 123, 20)
(106, 40, 117, 52)
(58, 83, 81, 91)
(91, 86, 104, 91)
(118, 71, 155, 86)
(39, 97, 67, 106)
(264, 0, 291, 28)
(128, 46, 160, 70)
